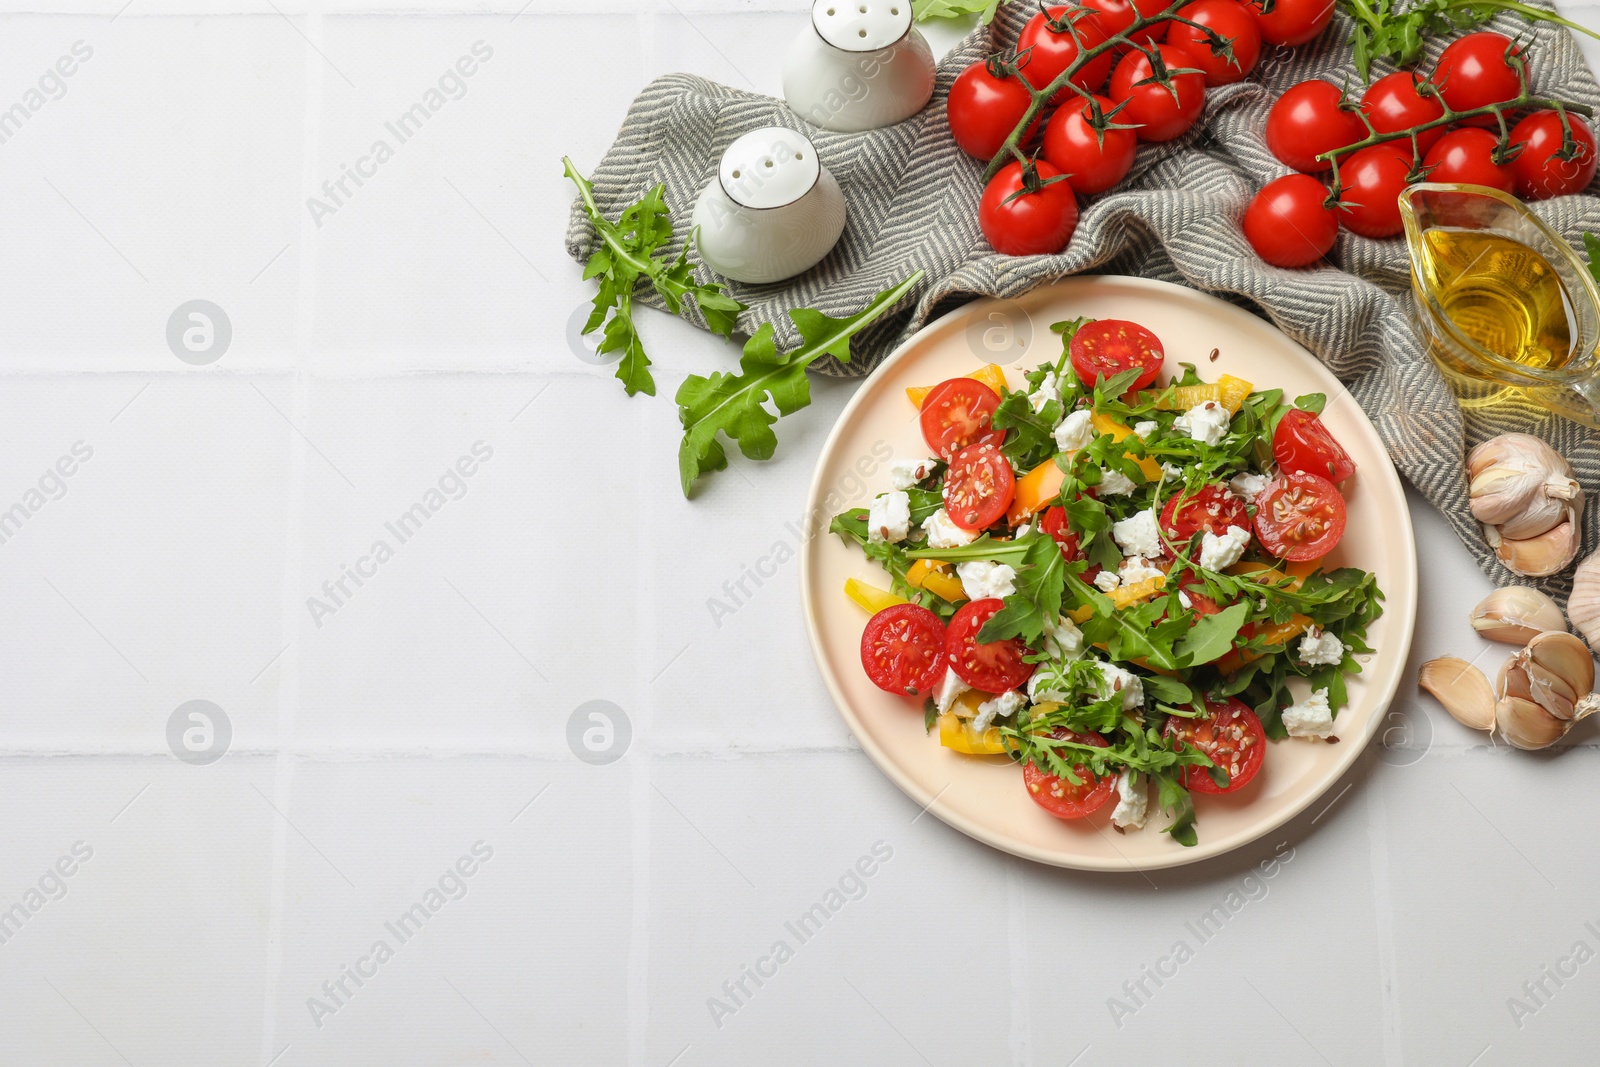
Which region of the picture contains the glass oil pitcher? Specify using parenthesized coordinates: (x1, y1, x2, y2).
(1398, 182, 1600, 427)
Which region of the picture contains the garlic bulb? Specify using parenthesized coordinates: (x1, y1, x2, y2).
(1569, 549, 1600, 655)
(1418, 657, 1497, 730)
(1469, 586, 1568, 645)
(1468, 434, 1584, 577)
(1493, 631, 1600, 750)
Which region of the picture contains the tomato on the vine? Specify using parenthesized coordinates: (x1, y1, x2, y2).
(1335, 142, 1415, 239)
(1245, 0, 1334, 47)
(1018, 6, 1115, 102)
(944, 440, 1016, 531)
(1243, 174, 1337, 269)
(1509, 111, 1598, 201)
(1082, 0, 1169, 47)
(1042, 94, 1138, 194)
(860, 604, 947, 697)
(1108, 43, 1207, 143)
(1360, 71, 1445, 154)
(1421, 128, 1516, 194)
(1165, 698, 1266, 794)
(1254, 470, 1347, 560)
(1022, 729, 1115, 818)
(1070, 318, 1165, 389)
(948, 58, 1040, 161)
(1434, 32, 1523, 127)
(1163, 0, 1261, 87)
(1273, 407, 1355, 482)
(1265, 79, 1367, 173)
(945, 598, 1036, 692)
(979, 159, 1080, 256)
(920, 376, 1003, 458)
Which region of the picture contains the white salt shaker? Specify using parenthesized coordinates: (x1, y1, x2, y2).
(783, 0, 936, 133)
(692, 127, 847, 285)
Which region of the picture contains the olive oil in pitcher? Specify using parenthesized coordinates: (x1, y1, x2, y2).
(1417, 228, 1578, 371)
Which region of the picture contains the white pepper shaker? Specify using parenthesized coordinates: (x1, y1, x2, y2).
(783, 0, 936, 133)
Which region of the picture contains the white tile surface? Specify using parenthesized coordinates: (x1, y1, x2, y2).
(1, 2, 1598, 1065)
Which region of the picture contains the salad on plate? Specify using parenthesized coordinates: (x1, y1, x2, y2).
(830, 316, 1384, 846)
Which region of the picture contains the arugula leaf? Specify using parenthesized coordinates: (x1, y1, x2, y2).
(913, 0, 1009, 22)
(1175, 602, 1249, 667)
(976, 534, 1067, 646)
(907, 533, 1038, 568)
(565, 159, 746, 397)
(1339, 0, 1600, 81)
(993, 388, 1061, 470)
(675, 273, 924, 496)
(1153, 771, 1198, 847)
(1293, 393, 1327, 415)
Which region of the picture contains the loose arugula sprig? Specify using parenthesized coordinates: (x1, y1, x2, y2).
(676, 272, 925, 497)
(1338, 0, 1600, 81)
(565, 159, 746, 398)
(913, 0, 1012, 22)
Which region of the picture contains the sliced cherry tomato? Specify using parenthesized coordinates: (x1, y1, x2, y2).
(946, 598, 1036, 692)
(861, 603, 948, 697)
(1254, 470, 1346, 560)
(1360, 71, 1445, 154)
(1421, 127, 1516, 194)
(979, 159, 1081, 257)
(1435, 32, 1523, 127)
(1243, 174, 1337, 269)
(1245, 0, 1333, 47)
(1335, 142, 1415, 239)
(1018, 5, 1115, 102)
(1158, 483, 1249, 558)
(1509, 111, 1598, 201)
(920, 376, 1003, 458)
(1108, 43, 1206, 143)
(1273, 407, 1355, 482)
(1023, 729, 1115, 818)
(1163, 0, 1261, 87)
(948, 58, 1041, 161)
(944, 440, 1016, 531)
(1164, 697, 1265, 794)
(1070, 319, 1165, 390)
(1042, 94, 1138, 195)
(1265, 79, 1367, 173)
(1040, 505, 1104, 583)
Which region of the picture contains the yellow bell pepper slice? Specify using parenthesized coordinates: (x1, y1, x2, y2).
(1090, 412, 1165, 482)
(906, 364, 1008, 408)
(1215, 613, 1314, 675)
(1008, 458, 1066, 524)
(906, 559, 967, 604)
(1066, 575, 1166, 623)
(1141, 374, 1254, 415)
(938, 710, 1008, 755)
(844, 578, 907, 615)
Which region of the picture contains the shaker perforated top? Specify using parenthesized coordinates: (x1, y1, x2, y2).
(718, 127, 821, 209)
(810, 0, 912, 53)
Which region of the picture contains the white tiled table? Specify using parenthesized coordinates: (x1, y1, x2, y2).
(1, 3, 1598, 1064)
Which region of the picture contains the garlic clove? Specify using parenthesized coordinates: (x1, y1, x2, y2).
(1527, 630, 1596, 699)
(1418, 657, 1497, 731)
(1498, 656, 1533, 702)
(1494, 519, 1581, 578)
(1570, 550, 1600, 656)
(1496, 696, 1569, 750)
(1469, 586, 1568, 645)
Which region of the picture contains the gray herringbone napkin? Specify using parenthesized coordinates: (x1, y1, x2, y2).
(567, 5, 1600, 600)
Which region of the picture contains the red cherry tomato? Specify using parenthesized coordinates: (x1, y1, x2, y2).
(1023, 729, 1116, 818)
(1040, 505, 1104, 583)
(1243, 174, 1337, 269)
(1042, 94, 1138, 194)
(1273, 407, 1356, 482)
(860, 604, 948, 697)
(1435, 32, 1523, 127)
(1246, 0, 1334, 47)
(1081, 0, 1169, 47)
(1421, 127, 1516, 194)
(1109, 43, 1207, 143)
(1509, 111, 1598, 201)
(1360, 71, 1445, 154)
(1254, 470, 1346, 560)
(945, 598, 1037, 692)
(920, 376, 1002, 459)
(948, 59, 1041, 161)
(1159, 483, 1249, 558)
(979, 160, 1080, 257)
(1018, 6, 1115, 103)
(1069, 318, 1165, 390)
(1265, 79, 1367, 173)
(1163, 0, 1262, 87)
(1164, 698, 1266, 794)
(944, 440, 1016, 531)
(1335, 142, 1415, 239)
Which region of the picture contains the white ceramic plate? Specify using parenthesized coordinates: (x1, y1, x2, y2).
(799, 276, 1418, 871)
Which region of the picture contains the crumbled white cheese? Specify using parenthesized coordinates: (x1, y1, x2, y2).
(889, 455, 939, 490)
(934, 668, 970, 715)
(1093, 570, 1122, 592)
(1111, 770, 1149, 831)
(1178, 591, 1193, 610)
(868, 491, 911, 544)
(1199, 524, 1252, 571)
(1112, 509, 1163, 558)
(1053, 408, 1096, 452)
(922, 507, 976, 549)
(1133, 420, 1158, 439)
(1028, 662, 1072, 703)
(1029, 373, 1062, 415)
(1041, 615, 1084, 661)
(1014, 520, 1033, 538)
(1161, 462, 1185, 480)
(972, 689, 1027, 732)
(1097, 661, 1145, 711)
(1099, 468, 1137, 496)
(1228, 471, 1269, 503)
(1282, 687, 1335, 739)
(1119, 556, 1166, 586)
(1298, 627, 1346, 667)
(957, 560, 1017, 601)
(1174, 401, 1232, 446)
